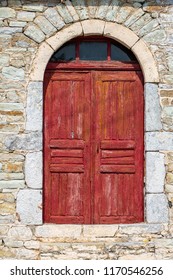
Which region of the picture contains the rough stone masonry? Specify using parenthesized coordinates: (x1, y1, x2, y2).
(0, 0, 173, 259)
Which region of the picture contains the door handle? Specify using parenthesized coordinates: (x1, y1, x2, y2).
(97, 143, 100, 153)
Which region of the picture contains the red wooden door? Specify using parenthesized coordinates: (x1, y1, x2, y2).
(93, 71, 144, 223)
(44, 72, 92, 223)
(44, 70, 144, 224)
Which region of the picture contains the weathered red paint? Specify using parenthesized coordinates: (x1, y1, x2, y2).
(44, 63, 144, 224)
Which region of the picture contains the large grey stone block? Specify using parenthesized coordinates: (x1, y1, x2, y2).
(34, 16, 56, 36)
(0, 7, 16, 19)
(146, 194, 168, 223)
(16, 190, 42, 225)
(0, 103, 23, 111)
(0, 54, 9, 67)
(56, 4, 74, 23)
(25, 152, 42, 189)
(23, 5, 44, 12)
(146, 152, 165, 193)
(44, 8, 65, 30)
(71, 0, 89, 20)
(0, 180, 25, 189)
(8, 226, 32, 241)
(105, 0, 119, 22)
(162, 106, 173, 131)
(17, 11, 35, 22)
(145, 83, 162, 131)
(2, 66, 24, 81)
(119, 224, 163, 235)
(138, 19, 159, 37)
(143, 29, 167, 44)
(145, 132, 173, 151)
(5, 132, 42, 151)
(95, 0, 110, 20)
(124, 8, 144, 27)
(0, 27, 22, 34)
(24, 24, 45, 43)
(35, 225, 82, 238)
(26, 82, 43, 132)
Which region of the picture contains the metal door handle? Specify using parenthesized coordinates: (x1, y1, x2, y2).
(97, 143, 99, 153)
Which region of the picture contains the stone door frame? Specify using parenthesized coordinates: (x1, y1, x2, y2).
(21, 20, 169, 225)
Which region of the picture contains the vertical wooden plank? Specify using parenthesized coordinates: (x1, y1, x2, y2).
(51, 173, 59, 216)
(75, 81, 84, 139)
(110, 174, 118, 215)
(93, 72, 102, 223)
(116, 82, 124, 140)
(107, 82, 113, 140)
(66, 173, 83, 216)
(133, 72, 144, 221)
(43, 73, 52, 222)
(59, 173, 68, 216)
(129, 174, 134, 216)
(122, 174, 130, 216)
(83, 73, 92, 224)
(122, 81, 135, 140)
(101, 174, 111, 216)
(117, 174, 124, 216)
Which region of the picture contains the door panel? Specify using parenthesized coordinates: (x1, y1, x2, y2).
(44, 70, 144, 224)
(93, 71, 144, 223)
(44, 72, 91, 224)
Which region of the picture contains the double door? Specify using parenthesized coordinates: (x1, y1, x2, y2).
(44, 70, 144, 224)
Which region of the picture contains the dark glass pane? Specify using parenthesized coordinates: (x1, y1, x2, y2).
(111, 43, 137, 61)
(50, 43, 75, 62)
(80, 42, 107, 61)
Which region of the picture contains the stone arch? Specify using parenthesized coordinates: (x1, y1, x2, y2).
(30, 20, 159, 83)
(23, 19, 168, 225)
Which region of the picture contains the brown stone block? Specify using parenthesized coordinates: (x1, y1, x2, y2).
(0, 193, 15, 203)
(0, 225, 9, 236)
(143, 4, 165, 13)
(168, 163, 173, 172)
(166, 173, 173, 184)
(0, 111, 23, 116)
(3, 162, 23, 173)
(0, 123, 24, 133)
(161, 98, 172, 106)
(0, 202, 15, 215)
(160, 90, 173, 97)
(0, 247, 15, 259)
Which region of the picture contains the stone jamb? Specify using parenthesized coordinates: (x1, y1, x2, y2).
(22, 20, 169, 227)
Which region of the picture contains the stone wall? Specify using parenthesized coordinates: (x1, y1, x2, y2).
(0, 0, 173, 259)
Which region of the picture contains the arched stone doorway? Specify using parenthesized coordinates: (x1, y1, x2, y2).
(21, 20, 168, 225)
(43, 36, 144, 224)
